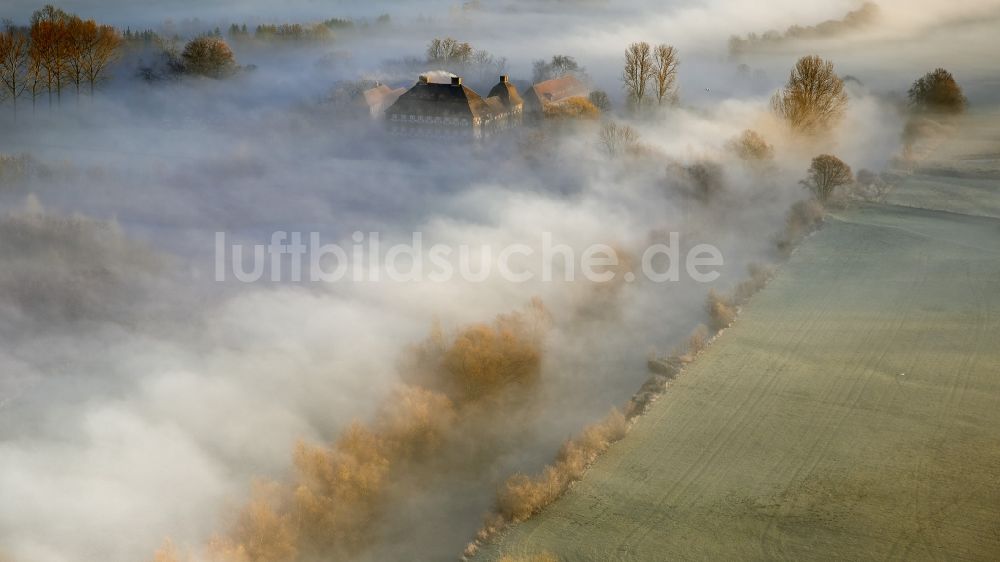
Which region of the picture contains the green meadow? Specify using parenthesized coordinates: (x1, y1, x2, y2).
(479, 129, 1000, 561)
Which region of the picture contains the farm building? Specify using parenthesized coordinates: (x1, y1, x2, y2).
(384, 74, 523, 139)
(523, 74, 590, 117)
(361, 84, 407, 118)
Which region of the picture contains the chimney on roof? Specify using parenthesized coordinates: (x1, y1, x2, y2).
(451, 76, 462, 86)
(418, 75, 428, 84)
(500, 74, 509, 83)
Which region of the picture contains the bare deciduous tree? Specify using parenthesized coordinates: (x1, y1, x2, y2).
(622, 42, 654, 109)
(652, 44, 678, 106)
(426, 37, 473, 66)
(771, 55, 847, 135)
(472, 48, 506, 84)
(0, 30, 30, 113)
(532, 54, 582, 83)
(588, 90, 610, 112)
(599, 121, 639, 157)
(801, 154, 853, 202)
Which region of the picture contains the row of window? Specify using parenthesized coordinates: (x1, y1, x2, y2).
(389, 114, 471, 125)
(387, 111, 523, 126)
(388, 125, 479, 137)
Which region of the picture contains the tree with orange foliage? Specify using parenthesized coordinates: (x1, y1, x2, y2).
(405, 300, 549, 403)
(64, 17, 87, 95)
(18, 8, 121, 102)
(441, 302, 548, 401)
(908, 68, 966, 115)
(30, 5, 74, 105)
(166, 303, 547, 562)
(209, 482, 298, 562)
(181, 36, 237, 78)
(80, 22, 121, 94)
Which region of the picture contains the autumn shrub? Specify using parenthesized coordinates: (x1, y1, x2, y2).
(407, 300, 550, 403)
(187, 303, 547, 562)
(291, 424, 390, 557)
(686, 324, 710, 356)
(207, 387, 455, 561)
(670, 160, 726, 203)
(493, 409, 626, 524)
(443, 323, 541, 400)
(727, 129, 774, 163)
(209, 482, 298, 562)
(776, 199, 825, 254)
(497, 468, 564, 522)
(542, 96, 600, 120)
(378, 385, 457, 460)
(732, 263, 774, 305)
(908, 68, 966, 115)
(707, 289, 736, 332)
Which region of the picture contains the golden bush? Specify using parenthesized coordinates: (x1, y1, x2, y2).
(378, 385, 456, 460)
(209, 483, 297, 562)
(543, 96, 600, 120)
(408, 300, 549, 402)
(707, 289, 736, 332)
(494, 409, 626, 524)
(687, 324, 710, 356)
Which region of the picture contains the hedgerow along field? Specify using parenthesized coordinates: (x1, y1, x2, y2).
(477, 133, 1000, 561)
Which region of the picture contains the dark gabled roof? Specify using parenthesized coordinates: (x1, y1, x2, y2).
(487, 80, 524, 108)
(386, 81, 490, 118)
(484, 96, 508, 116)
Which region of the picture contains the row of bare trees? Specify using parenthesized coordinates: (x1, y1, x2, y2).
(0, 6, 121, 113)
(424, 36, 507, 86)
(622, 42, 678, 109)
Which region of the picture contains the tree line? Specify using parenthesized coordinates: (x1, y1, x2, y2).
(0, 5, 121, 113)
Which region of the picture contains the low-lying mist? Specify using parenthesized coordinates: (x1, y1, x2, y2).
(1, 0, 995, 560)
